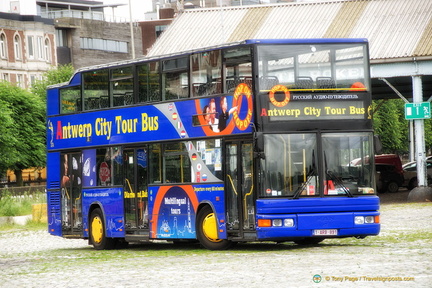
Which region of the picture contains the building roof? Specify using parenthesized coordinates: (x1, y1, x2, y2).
(147, 0, 432, 100)
(147, 0, 432, 62)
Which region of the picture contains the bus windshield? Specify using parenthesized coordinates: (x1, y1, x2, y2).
(257, 43, 369, 92)
(260, 132, 374, 197)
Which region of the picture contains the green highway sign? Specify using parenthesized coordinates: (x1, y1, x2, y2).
(405, 102, 431, 120)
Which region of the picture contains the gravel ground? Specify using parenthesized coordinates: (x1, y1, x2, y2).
(0, 189, 431, 288)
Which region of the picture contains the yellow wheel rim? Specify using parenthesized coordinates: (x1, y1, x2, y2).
(202, 212, 221, 242)
(91, 215, 104, 244)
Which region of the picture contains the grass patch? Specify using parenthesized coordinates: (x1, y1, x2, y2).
(0, 220, 47, 232)
(0, 191, 46, 217)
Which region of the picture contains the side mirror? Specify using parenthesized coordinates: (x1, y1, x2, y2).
(374, 135, 383, 155)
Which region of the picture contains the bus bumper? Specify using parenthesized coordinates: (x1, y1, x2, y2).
(256, 211, 380, 240)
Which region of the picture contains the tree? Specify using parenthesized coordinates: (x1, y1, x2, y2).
(0, 99, 16, 178)
(0, 81, 45, 185)
(372, 99, 408, 154)
(31, 64, 75, 101)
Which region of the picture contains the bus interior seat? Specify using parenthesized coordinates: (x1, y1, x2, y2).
(295, 76, 314, 89)
(316, 77, 336, 89)
(226, 77, 241, 92)
(86, 97, 100, 110)
(113, 94, 125, 106)
(259, 76, 279, 90)
(100, 96, 109, 108)
(243, 76, 253, 90)
(124, 92, 134, 105)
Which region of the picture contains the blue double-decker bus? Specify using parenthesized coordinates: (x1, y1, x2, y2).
(46, 39, 380, 250)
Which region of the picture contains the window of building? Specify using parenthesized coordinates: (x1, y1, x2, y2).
(30, 74, 36, 85)
(27, 36, 34, 59)
(56, 29, 67, 47)
(14, 34, 22, 60)
(0, 33, 6, 59)
(155, 25, 168, 38)
(80, 37, 128, 53)
(37, 36, 44, 60)
(17, 74, 24, 88)
(2, 73, 9, 81)
(44, 38, 51, 62)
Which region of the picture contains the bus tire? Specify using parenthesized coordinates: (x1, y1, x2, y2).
(89, 208, 116, 250)
(196, 206, 233, 250)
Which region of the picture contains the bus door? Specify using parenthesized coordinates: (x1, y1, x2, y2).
(124, 148, 149, 232)
(225, 141, 255, 237)
(61, 152, 82, 235)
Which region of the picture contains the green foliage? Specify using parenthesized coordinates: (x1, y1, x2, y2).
(0, 81, 46, 173)
(373, 99, 432, 154)
(0, 191, 46, 217)
(0, 99, 16, 176)
(31, 64, 75, 101)
(372, 99, 409, 154)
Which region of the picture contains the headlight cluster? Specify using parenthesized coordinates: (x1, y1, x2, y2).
(258, 218, 295, 227)
(354, 215, 379, 224)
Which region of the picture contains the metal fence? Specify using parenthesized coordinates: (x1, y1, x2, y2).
(0, 185, 46, 198)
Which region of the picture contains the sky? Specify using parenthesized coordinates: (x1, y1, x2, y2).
(103, 0, 153, 21)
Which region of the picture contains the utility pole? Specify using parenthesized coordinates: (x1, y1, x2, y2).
(129, 0, 135, 59)
(407, 75, 432, 202)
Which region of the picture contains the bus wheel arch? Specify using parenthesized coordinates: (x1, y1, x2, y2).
(89, 206, 116, 250)
(196, 204, 233, 250)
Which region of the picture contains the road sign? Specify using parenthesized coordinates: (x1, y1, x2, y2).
(405, 102, 431, 120)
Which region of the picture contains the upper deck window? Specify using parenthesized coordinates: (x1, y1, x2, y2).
(111, 66, 134, 107)
(224, 47, 252, 92)
(257, 43, 369, 92)
(60, 86, 81, 114)
(162, 57, 189, 100)
(83, 69, 109, 110)
(138, 61, 160, 103)
(191, 50, 222, 97)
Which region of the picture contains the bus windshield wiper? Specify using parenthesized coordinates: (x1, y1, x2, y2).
(326, 170, 353, 197)
(293, 169, 315, 199)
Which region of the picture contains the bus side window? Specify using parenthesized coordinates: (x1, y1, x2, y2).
(138, 62, 161, 103)
(83, 69, 108, 111)
(191, 50, 222, 97)
(224, 47, 252, 93)
(162, 57, 189, 100)
(111, 66, 134, 107)
(149, 144, 162, 184)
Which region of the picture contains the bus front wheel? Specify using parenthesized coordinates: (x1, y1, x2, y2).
(89, 208, 116, 250)
(196, 206, 233, 250)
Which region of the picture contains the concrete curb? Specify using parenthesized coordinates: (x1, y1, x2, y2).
(0, 215, 32, 225)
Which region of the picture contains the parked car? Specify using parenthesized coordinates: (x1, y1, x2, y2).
(402, 160, 432, 190)
(375, 164, 404, 193)
(350, 154, 404, 193)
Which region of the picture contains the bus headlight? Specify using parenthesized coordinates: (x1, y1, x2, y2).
(284, 218, 294, 227)
(365, 216, 375, 223)
(272, 219, 283, 227)
(355, 216, 379, 224)
(355, 216, 365, 224)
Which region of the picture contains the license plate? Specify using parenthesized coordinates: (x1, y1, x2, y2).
(313, 229, 338, 236)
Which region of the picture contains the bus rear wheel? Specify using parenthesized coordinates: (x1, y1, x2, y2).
(90, 208, 116, 250)
(196, 206, 233, 250)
